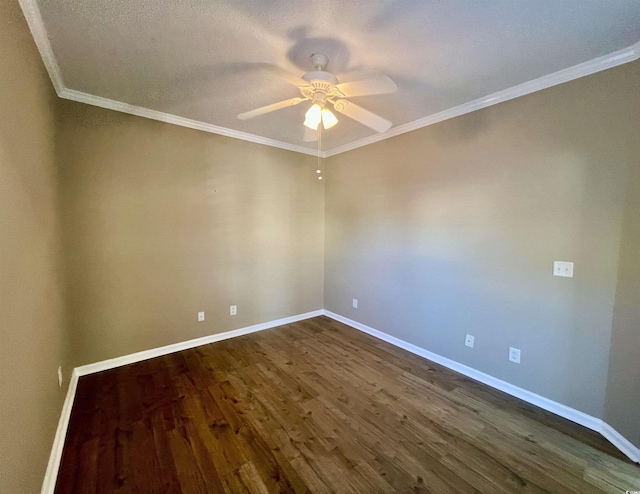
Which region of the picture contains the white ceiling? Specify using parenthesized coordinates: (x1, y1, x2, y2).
(22, 0, 640, 156)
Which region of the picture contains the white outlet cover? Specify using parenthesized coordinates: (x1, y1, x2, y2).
(553, 261, 574, 278)
(198, 311, 205, 321)
(509, 347, 521, 364)
(465, 334, 474, 348)
(230, 305, 237, 316)
(352, 298, 358, 308)
(57, 366, 63, 387)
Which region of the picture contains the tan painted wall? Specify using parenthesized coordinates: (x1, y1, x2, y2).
(605, 114, 640, 447)
(0, 1, 71, 492)
(56, 101, 324, 366)
(324, 61, 640, 421)
(3, 1, 639, 487)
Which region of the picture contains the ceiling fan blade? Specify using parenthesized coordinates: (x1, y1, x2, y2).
(334, 75, 397, 98)
(303, 126, 319, 142)
(331, 99, 392, 133)
(237, 97, 306, 120)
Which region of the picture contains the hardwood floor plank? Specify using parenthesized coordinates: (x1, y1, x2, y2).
(56, 316, 640, 493)
(149, 413, 183, 494)
(167, 424, 210, 493)
(130, 418, 165, 493)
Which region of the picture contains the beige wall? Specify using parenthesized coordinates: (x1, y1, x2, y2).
(605, 112, 640, 448)
(3, 1, 640, 487)
(56, 101, 324, 366)
(0, 1, 71, 492)
(324, 61, 640, 421)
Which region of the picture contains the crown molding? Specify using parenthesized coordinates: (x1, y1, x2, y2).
(324, 42, 640, 157)
(18, 0, 639, 159)
(19, 0, 65, 93)
(18, 0, 319, 158)
(58, 88, 320, 157)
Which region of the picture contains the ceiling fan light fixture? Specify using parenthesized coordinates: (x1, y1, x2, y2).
(303, 117, 319, 130)
(321, 108, 338, 129)
(304, 103, 322, 129)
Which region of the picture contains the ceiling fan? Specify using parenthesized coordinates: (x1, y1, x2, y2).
(237, 53, 397, 141)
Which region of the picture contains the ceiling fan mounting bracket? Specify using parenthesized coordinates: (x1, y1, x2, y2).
(310, 53, 329, 71)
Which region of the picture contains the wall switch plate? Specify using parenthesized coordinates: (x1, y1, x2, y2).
(465, 334, 474, 348)
(198, 311, 205, 321)
(509, 347, 521, 364)
(352, 298, 358, 309)
(57, 366, 63, 387)
(230, 305, 237, 316)
(553, 261, 574, 278)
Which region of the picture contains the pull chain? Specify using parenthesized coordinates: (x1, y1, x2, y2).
(316, 126, 322, 180)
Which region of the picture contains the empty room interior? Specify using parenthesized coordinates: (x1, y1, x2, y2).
(2, 0, 640, 492)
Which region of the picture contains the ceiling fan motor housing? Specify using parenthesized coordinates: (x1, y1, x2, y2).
(300, 71, 341, 107)
(302, 71, 338, 86)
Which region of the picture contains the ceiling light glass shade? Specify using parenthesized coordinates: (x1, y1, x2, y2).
(303, 104, 322, 130)
(321, 108, 338, 129)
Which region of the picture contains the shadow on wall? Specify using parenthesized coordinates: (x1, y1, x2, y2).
(325, 94, 626, 417)
(58, 105, 323, 367)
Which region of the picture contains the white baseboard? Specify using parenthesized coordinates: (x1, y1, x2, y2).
(601, 422, 640, 463)
(322, 310, 640, 464)
(41, 368, 79, 494)
(41, 308, 638, 492)
(75, 310, 323, 376)
(41, 309, 322, 493)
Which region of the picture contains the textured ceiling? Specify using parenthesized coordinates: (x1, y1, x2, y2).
(24, 0, 640, 155)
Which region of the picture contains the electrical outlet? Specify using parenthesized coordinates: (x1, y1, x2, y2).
(465, 334, 474, 348)
(553, 261, 574, 278)
(57, 366, 63, 387)
(198, 311, 205, 321)
(509, 347, 521, 364)
(352, 298, 358, 309)
(230, 305, 237, 316)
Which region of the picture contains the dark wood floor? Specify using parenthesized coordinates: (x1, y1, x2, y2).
(56, 316, 640, 493)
